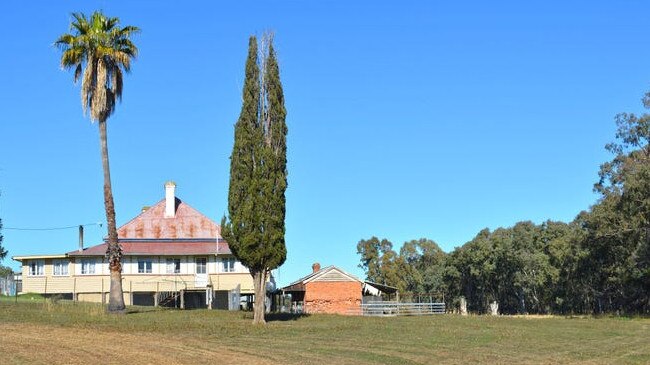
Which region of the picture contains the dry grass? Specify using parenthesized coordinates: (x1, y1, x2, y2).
(0, 300, 648, 364)
(0, 323, 274, 365)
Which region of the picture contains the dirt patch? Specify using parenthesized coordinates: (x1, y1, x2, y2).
(0, 323, 275, 365)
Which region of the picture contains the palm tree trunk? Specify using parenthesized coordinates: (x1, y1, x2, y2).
(252, 270, 268, 324)
(99, 119, 126, 314)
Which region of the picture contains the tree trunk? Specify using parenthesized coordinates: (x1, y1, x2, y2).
(99, 119, 126, 314)
(251, 270, 268, 324)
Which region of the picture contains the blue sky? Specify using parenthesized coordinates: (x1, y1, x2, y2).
(1, 1, 649, 285)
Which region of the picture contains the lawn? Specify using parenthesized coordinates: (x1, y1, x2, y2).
(0, 299, 648, 364)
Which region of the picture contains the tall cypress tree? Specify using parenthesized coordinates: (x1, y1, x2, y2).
(260, 41, 288, 272)
(222, 35, 287, 324)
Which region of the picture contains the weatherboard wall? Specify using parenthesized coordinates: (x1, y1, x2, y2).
(19, 257, 254, 302)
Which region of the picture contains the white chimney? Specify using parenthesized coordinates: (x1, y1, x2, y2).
(164, 181, 176, 218)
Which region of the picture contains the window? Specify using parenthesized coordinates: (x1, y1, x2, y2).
(195, 257, 206, 274)
(222, 258, 235, 273)
(81, 259, 96, 275)
(166, 258, 181, 274)
(29, 260, 44, 276)
(138, 258, 153, 274)
(53, 260, 69, 276)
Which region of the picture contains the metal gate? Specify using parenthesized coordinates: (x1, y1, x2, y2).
(361, 302, 445, 316)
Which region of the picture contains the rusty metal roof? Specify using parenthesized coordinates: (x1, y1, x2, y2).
(67, 239, 231, 256)
(68, 195, 232, 257)
(117, 198, 221, 239)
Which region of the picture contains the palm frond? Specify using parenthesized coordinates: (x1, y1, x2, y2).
(54, 33, 75, 49)
(105, 17, 119, 31)
(57, 10, 138, 122)
(60, 47, 84, 69)
(81, 56, 95, 117)
(70, 13, 89, 34)
(73, 64, 83, 83)
(119, 25, 141, 37)
(112, 68, 123, 101)
(90, 57, 108, 121)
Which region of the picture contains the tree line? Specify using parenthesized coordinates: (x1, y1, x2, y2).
(358, 91, 650, 315)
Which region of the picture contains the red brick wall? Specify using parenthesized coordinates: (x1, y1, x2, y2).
(304, 281, 362, 315)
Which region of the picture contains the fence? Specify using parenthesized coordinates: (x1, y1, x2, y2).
(361, 301, 445, 316)
(0, 275, 16, 296)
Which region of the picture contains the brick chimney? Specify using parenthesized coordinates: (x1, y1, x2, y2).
(312, 262, 321, 273)
(164, 181, 176, 218)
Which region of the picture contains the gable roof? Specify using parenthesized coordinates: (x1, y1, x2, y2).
(280, 265, 363, 292)
(117, 198, 221, 239)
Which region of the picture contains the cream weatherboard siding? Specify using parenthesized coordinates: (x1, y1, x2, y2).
(19, 255, 254, 305)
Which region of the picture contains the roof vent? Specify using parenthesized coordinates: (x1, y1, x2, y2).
(164, 181, 176, 218)
(312, 262, 321, 273)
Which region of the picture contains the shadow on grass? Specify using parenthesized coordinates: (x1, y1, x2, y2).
(125, 306, 166, 315)
(239, 312, 310, 322)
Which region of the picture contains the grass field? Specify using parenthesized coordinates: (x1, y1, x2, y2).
(0, 298, 648, 364)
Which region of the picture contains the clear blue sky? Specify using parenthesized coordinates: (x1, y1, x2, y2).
(1, 1, 649, 285)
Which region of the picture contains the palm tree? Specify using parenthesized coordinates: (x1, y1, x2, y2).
(55, 11, 139, 313)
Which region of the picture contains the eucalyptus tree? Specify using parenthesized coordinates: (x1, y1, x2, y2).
(584, 91, 650, 313)
(56, 11, 139, 313)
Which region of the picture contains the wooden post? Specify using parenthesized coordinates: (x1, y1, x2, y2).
(73, 277, 77, 302)
(101, 278, 105, 305)
(180, 289, 185, 309)
(154, 282, 159, 307)
(460, 297, 468, 315)
(207, 285, 212, 310)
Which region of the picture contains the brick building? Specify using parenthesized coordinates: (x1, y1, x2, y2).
(280, 263, 364, 315)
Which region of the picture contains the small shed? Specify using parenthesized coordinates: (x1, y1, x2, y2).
(280, 263, 363, 315)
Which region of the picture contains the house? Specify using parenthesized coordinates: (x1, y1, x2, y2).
(279, 263, 397, 315)
(13, 182, 255, 309)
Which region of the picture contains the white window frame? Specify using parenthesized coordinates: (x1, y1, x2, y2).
(53, 260, 69, 276)
(137, 258, 153, 274)
(195, 257, 207, 274)
(80, 259, 96, 275)
(222, 258, 235, 273)
(28, 260, 44, 276)
(166, 258, 181, 274)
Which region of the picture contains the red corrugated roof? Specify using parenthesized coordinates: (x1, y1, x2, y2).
(117, 198, 221, 239)
(69, 194, 232, 257)
(68, 240, 231, 256)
